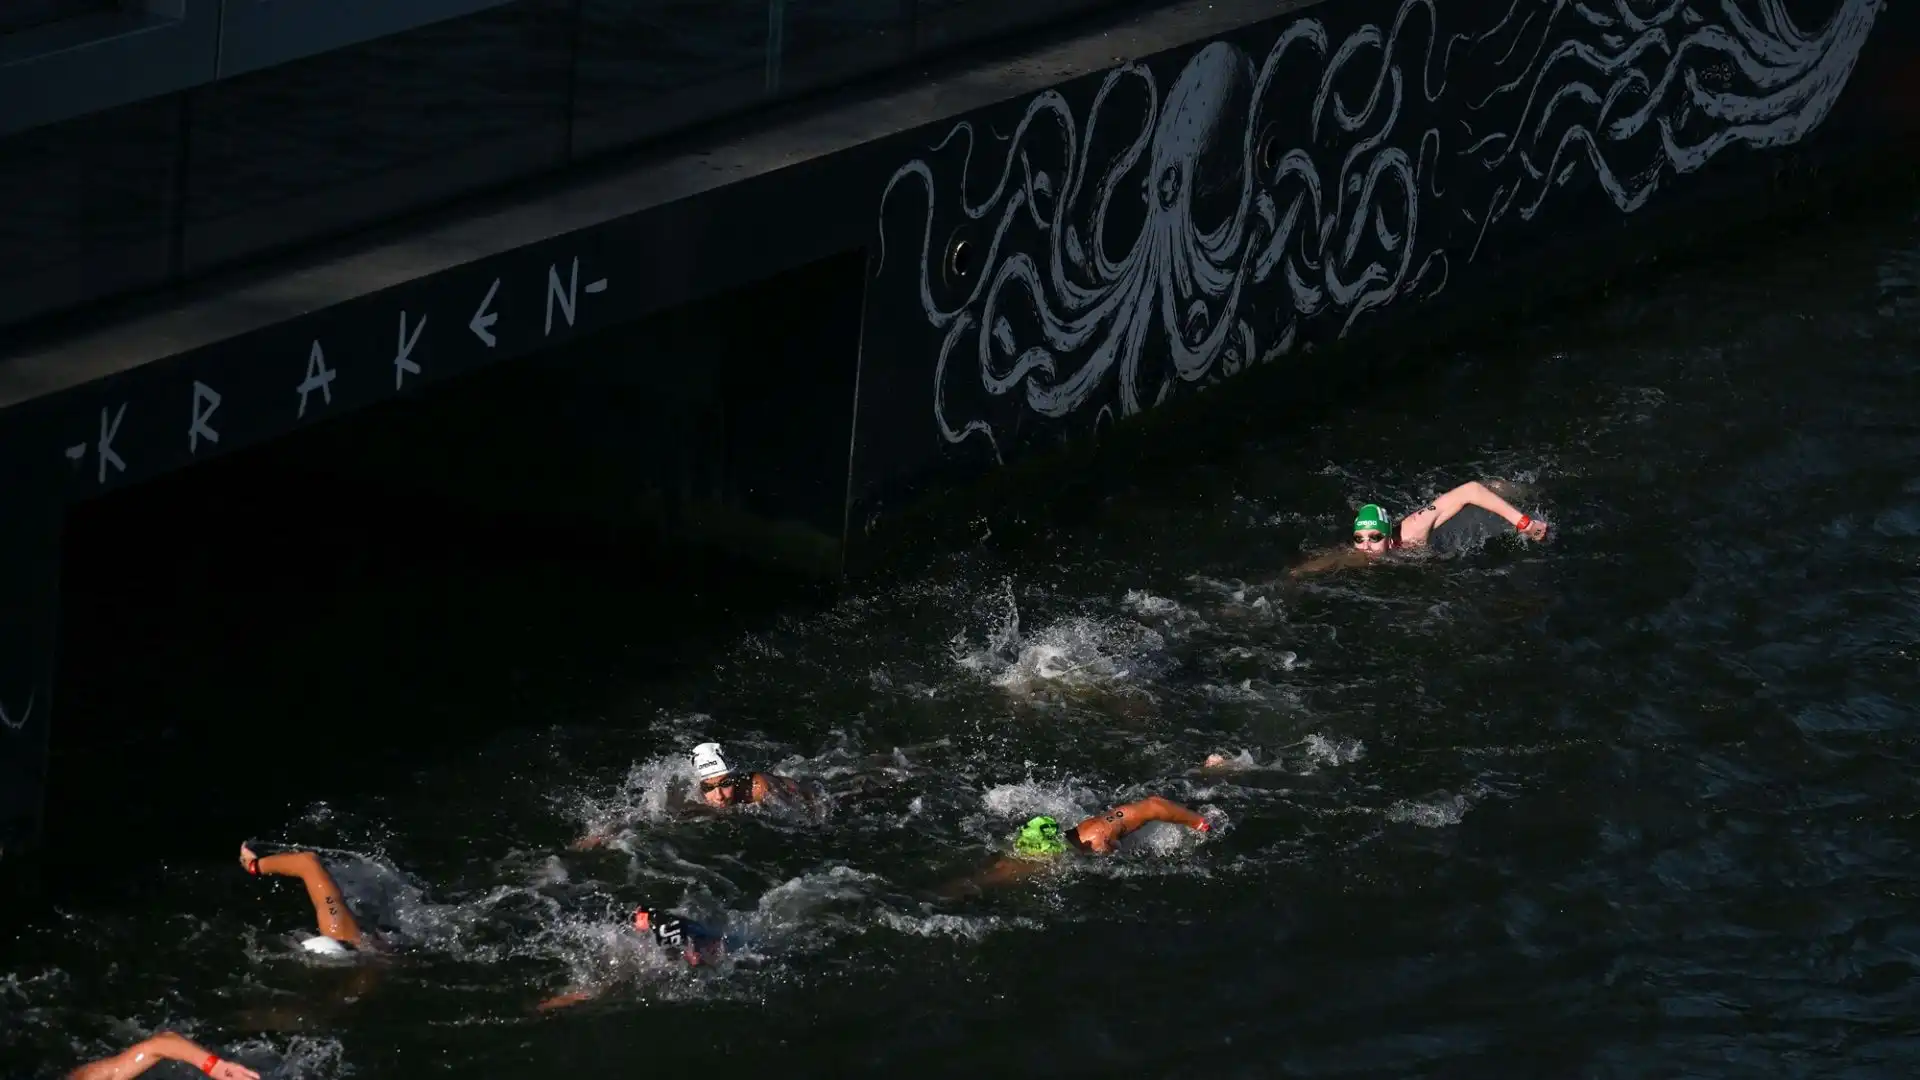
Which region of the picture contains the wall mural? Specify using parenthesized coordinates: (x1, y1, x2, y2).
(876, 0, 1883, 465)
(0, 692, 27, 733)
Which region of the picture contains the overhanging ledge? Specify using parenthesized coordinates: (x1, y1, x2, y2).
(0, 0, 1274, 421)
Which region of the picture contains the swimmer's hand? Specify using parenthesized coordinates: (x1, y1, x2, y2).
(570, 832, 609, 851)
(1521, 518, 1549, 541)
(209, 1061, 260, 1080)
(238, 843, 260, 874)
(535, 990, 596, 1012)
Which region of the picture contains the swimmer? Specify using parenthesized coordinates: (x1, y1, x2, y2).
(945, 795, 1212, 894)
(572, 742, 813, 849)
(1289, 481, 1549, 577)
(68, 1032, 259, 1080)
(534, 905, 729, 1011)
(239, 842, 369, 955)
(688, 742, 811, 808)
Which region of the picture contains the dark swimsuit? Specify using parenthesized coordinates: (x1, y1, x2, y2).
(1421, 504, 1511, 555)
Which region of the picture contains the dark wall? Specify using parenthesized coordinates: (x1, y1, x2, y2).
(848, 0, 1919, 526)
(0, 0, 1148, 331)
(4, 0, 1918, 858)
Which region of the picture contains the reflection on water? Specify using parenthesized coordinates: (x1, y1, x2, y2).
(10, 198, 1920, 1078)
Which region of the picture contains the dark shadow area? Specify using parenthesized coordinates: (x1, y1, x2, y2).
(38, 251, 867, 898)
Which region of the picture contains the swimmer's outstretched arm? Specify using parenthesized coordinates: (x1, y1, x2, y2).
(68, 1033, 259, 1080)
(1436, 482, 1547, 538)
(1104, 796, 1209, 836)
(240, 843, 364, 946)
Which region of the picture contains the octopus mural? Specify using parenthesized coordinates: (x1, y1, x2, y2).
(1463, 0, 1885, 257)
(876, 0, 1882, 461)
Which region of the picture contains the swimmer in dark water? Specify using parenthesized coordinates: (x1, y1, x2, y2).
(68, 1032, 259, 1080)
(535, 905, 730, 1011)
(688, 742, 811, 809)
(1289, 480, 1550, 577)
(573, 742, 814, 849)
(944, 796, 1212, 894)
(239, 842, 370, 955)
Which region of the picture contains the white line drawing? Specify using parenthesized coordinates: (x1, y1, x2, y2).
(0, 690, 31, 733)
(470, 278, 502, 347)
(546, 257, 580, 335)
(879, 2, 1453, 463)
(878, 0, 1879, 459)
(63, 443, 84, 464)
(1460, 0, 1883, 258)
(96, 403, 126, 484)
(296, 341, 337, 419)
(395, 311, 427, 390)
(585, 278, 609, 295)
(190, 381, 221, 453)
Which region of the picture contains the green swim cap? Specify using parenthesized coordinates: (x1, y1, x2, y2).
(1353, 504, 1389, 534)
(1014, 816, 1068, 857)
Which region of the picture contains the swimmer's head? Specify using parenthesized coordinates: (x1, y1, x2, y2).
(691, 742, 731, 782)
(1352, 504, 1391, 553)
(1015, 816, 1069, 857)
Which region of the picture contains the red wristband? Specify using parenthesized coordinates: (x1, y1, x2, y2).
(1516, 515, 1532, 531)
(246, 859, 259, 875)
(1195, 819, 1210, 833)
(200, 1054, 220, 1075)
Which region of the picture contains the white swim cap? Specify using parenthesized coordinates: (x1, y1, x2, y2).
(300, 935, 350, 956)
(691, 742, 731, 781)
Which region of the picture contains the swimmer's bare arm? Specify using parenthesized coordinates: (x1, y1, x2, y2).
(1095, 796, 1208, 841)
(241, 843, 364, 946)
(1433, 482, 1548, 539)
(1288, 548, 1371, 578)
(69, 1033, 259, 1080)
(753, 773, 818, 804)
(937, 854, 1052, 897)
(535, 989, 597, 1012)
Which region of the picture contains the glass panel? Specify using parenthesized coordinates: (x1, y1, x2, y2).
(181, 0, 571, 273)
(0, 93, 180, 330)
(772, 0, 909, 97)
(571, 0, 769, 157)
(913, 0, 1113, 56)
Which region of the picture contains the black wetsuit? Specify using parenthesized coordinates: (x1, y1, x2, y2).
(646, 913, 726, 964)
(1419, 504, 1512, 555)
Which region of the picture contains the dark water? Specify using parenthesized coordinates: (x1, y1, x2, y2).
(9, 195, 1920, 1079)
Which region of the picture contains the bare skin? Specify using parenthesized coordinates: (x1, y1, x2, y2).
(572, 771, 811, 850)
(68, 1033, 259, 1080)
(535, 908, 720, 1012)
(697, 771, 806, 809)
(1291, 481, 1549, 578)
(949, 796, 1211, 894)
(240, 843, 364, 947)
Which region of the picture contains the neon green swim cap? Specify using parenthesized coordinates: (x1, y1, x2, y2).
(1353, 504, 1389, 534)
(1014, 816, 1068, 857)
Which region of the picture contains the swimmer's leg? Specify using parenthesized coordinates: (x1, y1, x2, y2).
(243, 844, 363, 946)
